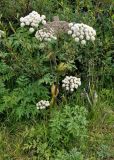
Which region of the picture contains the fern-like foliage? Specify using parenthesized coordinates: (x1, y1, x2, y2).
(49, 105, 88, 150)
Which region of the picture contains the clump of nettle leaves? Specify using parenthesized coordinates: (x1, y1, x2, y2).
(1, 11, 96, 112)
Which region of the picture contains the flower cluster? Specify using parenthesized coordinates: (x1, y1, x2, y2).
(36, 100, 50, 109)
(0, 30, 4, 38)
(62, 76, 81, 92)
(68, 23, 96, 45)
(20, 11, 46, 32)
(35, 28, 57, 42)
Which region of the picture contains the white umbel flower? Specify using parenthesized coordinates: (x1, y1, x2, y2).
(20, 22, 25, 27)
(86, 36, 90, 40)
(20, 17, 24, 22)
(68, 22, 96, 44)
(42, 20, 46, 25)
(35, 28, 57, 42)
(20, 11, 46, 29)
(80, 35, 84, 40)
(62, 76, 81, 92)
(36, 100, 50, 110)
(29, 27, 35, 33)
(91, 36, 95, 41)
(81, 40, 86, 45)
(72, 34, 76, 38)
(75, 37, 79, 42)
(41, 15, 46, 20)
(69, 23, 73, 27)
(68, 30, 72, 35)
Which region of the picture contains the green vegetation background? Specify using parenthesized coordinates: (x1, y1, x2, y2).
(0, 0, 114, 159)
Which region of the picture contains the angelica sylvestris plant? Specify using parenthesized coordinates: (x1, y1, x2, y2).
(0, 11, 98, 118)
(68, 23, 96, 45)
(36, 100, 50, 110)
(62, 76, 81, 92)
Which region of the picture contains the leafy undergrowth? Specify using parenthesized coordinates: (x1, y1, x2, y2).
(0, 90, 114, 160)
